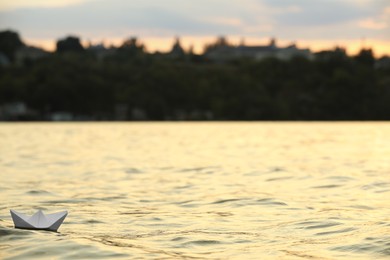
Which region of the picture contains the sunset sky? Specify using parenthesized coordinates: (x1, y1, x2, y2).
(0, 0, 389, 56)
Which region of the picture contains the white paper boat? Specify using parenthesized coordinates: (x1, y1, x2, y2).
(10, 209, 68, 232)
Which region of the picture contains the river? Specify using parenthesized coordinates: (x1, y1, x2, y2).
(0, 122, 389, 259)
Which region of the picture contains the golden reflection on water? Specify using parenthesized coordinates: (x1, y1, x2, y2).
(0, 122, 389, 259)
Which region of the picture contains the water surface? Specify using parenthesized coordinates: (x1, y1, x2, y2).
(0, 122, 389, 259)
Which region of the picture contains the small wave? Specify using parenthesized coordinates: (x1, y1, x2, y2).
(265, 176, 293, 182)
(173, 184, 193, 190)
(124, 168, 143, 174)
(83, 219, 105, 224)
(269, 167, 285, 172)
(42, 199, 85, 204)
(207, 211, 234, 217)
(25, 190, 54, 196)
(311, 184, 343, 189)
(182, 239, 223, 247)
(256, 198, 288, 206)
(212, 198, 243, 204)
(175, 201, 202, 208)
(375, 189, 390, 193)
(178, 166, 219, 173)
(282, 250, 322, 259)
(174, 200, 194, 205)
(362, 182, 390, 190)
(210, 198, 288, 207)
(304, 222, 342, 230)
(83, 196, 128, 201)
(295, 220, 342, 231)
(0, 227, 33, 237)
(171, 236, 187, 242)
(325, 175, 355, 182)
(119, 211, 152, 216)
(331, 236, 390, 256)
(315, 227, 356, 236)
(347, 205, 375, 210)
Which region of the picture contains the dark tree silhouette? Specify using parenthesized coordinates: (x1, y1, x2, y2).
(0, 30, 25, 61)
(0, 31, 389, 121)
(56, 36, 84, 53)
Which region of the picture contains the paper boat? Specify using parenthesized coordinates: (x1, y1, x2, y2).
(10, 209, 68, 232)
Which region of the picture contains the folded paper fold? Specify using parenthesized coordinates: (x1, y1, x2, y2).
(10, 209, 68, 232)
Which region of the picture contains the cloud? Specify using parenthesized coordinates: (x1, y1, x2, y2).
(0, 0, 388, 45)
(0, 0, 88, 11)
(358, 19, 387, 30)
(0, 0, 254, 39)
(260, 0, 380, 26)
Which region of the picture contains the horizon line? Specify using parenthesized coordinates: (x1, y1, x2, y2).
(9, 30, 389, 58)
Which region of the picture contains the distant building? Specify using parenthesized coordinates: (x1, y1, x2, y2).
(375, 56, 390, 69)
(114, 103, 129, 120)
(1, 102, 27, 116)
(167, 37, 186, 58)
(15, 46, 49, 65)
(204, 37, 312, 62)
(314, 47, 347, 61)
(274, 44, 313, 60)
(0, 52, 10, 66)
(240, 39, 277, 60)
(131, 108, 147, 120)
(0, 102, 37, 120)
(50, 112, 73, 121)
(86, 43, 116, 60)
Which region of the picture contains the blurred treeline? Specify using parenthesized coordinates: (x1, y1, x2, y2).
(1, 30, 390, 120)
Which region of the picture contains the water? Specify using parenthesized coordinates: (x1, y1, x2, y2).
(0, 122, 389, 259)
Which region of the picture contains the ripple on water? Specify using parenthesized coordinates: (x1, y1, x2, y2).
(0, 227, 32, 237)
(82, 195, 128, 201)
(212, 198, 243, 204)
(210, 197, 288, 207)
(347, 205, 375, 210)
(331, 236, 390, 257)
(83, 219, 105, 224)
(207, 211, 234, 217)
(177, 166, 219, 174)
(268, 167, 285, 173)
(124, 168, 143, 174)
(176, 202, 203, 208)
(294, 219, 345, 234)
(42, 199, 86, 204)
(303, 221, 342, 230)
(256, 198, 288, 206)
(2, 123, 389, 259)
(171, 236, 187, 242)
(25, 190, 55, 196)
(361, 182, 390, 193)
(325, 175, 355, 182)
(181, 239, 223, 248)
(42, 195, 127, 205)
(315, 227, 356, 236)
(0, 227, 128, 259)
(118, 210, 153, 216)
(311, 184, 344, 189)
(265, 176, 293, 182)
